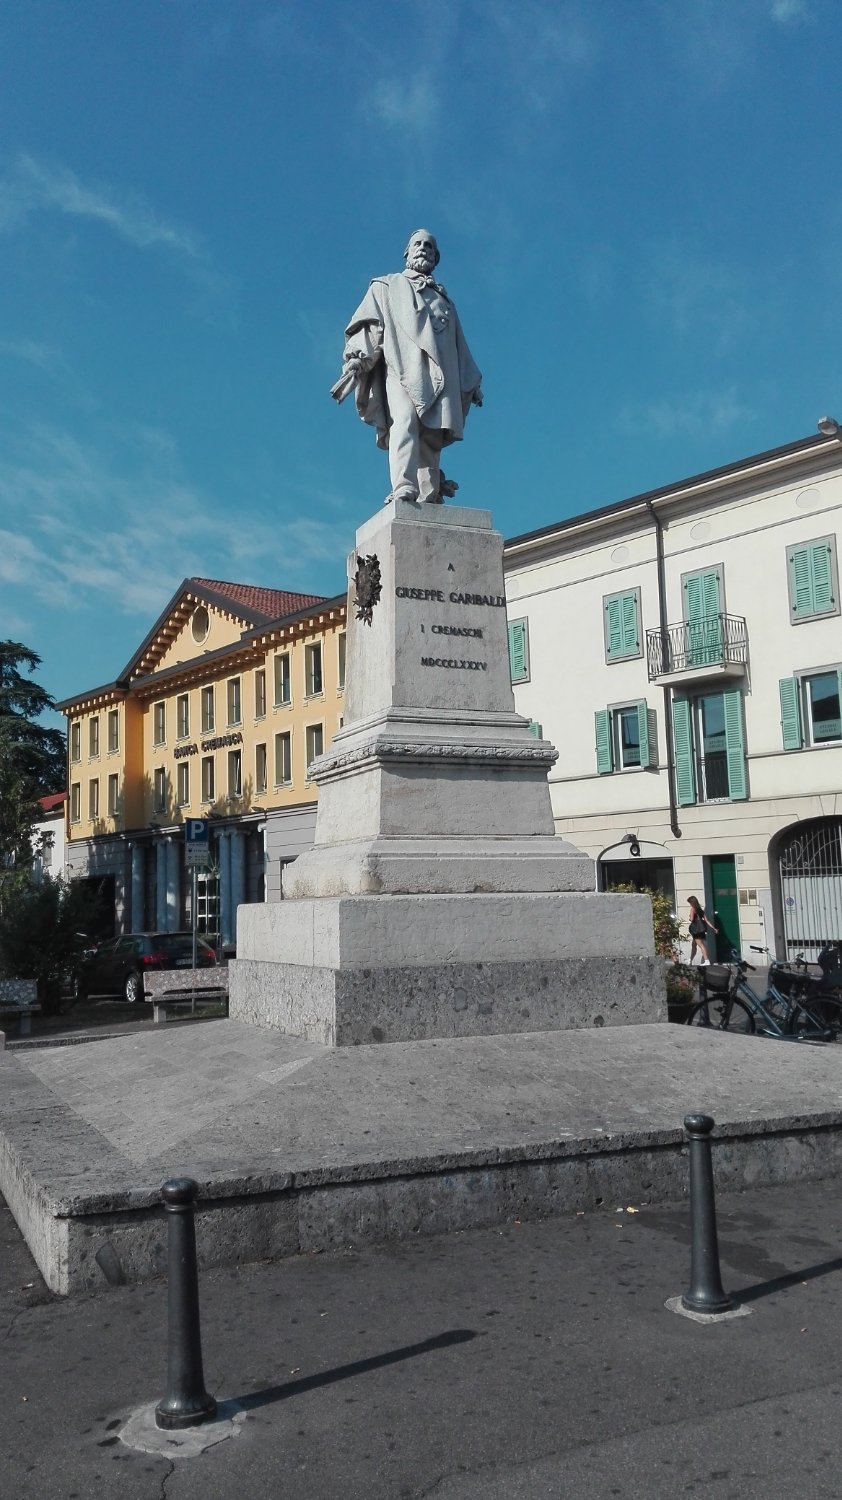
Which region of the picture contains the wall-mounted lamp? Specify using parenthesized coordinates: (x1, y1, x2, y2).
(817, 415, 841, 438)
(621, 832, 641, 858)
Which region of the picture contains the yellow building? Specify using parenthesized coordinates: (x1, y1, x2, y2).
(57, 577, 346, 948)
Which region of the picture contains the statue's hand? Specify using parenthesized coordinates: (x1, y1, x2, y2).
(344, 356, 364, 379)
(471, 387, 484, 408)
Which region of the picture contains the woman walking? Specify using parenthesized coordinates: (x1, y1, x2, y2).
(687, 895, 717, 965)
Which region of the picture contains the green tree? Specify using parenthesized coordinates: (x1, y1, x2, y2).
(0, 641, 65, 868)
(0, 873, 102, 1010)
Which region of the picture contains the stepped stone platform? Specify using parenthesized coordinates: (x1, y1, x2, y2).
(2, 1019, 842, 1295)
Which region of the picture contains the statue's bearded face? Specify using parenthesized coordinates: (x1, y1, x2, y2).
(405, 233, 438, 274)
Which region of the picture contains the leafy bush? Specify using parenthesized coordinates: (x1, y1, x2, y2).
(0, 873, 102, 1010)
(607, 884, 682, 959)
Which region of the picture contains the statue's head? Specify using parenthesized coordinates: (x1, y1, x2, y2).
(404, 230, 440, 273)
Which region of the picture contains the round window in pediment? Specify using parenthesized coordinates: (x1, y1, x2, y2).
(191, 605, 210, 643)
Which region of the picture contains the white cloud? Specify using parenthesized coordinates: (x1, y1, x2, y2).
(371, 73, 440, 136)
(0, 419, 349, 631)
(770, 0, 809, 21)
(618, 387, 756, 441)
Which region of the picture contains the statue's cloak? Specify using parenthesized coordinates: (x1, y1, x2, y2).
(344, 272, 482, 450)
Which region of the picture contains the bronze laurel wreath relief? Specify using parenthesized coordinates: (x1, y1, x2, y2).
(353, 553, 382, 626)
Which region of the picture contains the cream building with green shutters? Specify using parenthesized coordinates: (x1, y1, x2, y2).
(503, 426, 842, 963)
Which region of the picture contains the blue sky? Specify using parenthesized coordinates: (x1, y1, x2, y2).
(1, 0, 839, 715)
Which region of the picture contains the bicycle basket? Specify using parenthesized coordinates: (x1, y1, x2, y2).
(701, 965, 731, 993)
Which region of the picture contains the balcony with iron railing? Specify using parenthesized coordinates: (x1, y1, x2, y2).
(646, 613, 748, 685)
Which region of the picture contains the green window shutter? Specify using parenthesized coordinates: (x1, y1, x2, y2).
(671, 697, 696, 805)
(684, 569, 722, 665)
(636, 701, 649, 768)
(723, 688, 747, 800)
(790, 542, 835, 618)
(594, 709, 613, 774)
(605, 592, 638, 658)
(528, 720, 543, 739)
(779, 677, 802, 750)
(508, 619, 528, 682)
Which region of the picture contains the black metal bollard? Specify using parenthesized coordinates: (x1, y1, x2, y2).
(681, 1114, 732, 1314)
(155, 1178, 217, 1429)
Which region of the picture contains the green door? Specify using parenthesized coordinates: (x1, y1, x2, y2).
(708, 855, 740, 963)
(684, 568, 723, 667)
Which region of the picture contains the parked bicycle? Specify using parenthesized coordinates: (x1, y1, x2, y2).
(686, 945, 842, 1040)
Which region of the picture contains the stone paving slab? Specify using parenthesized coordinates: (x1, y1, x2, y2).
(3, 1019, 842, 1293)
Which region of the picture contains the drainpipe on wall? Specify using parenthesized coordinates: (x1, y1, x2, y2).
(646, 499, 681, 840)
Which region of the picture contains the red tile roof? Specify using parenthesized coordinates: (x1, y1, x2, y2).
(190, 578, 327, 623)
(39, 792, 67, 812)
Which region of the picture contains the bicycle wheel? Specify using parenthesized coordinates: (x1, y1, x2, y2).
(802, 994, 842, 1038)
(687, 995, 756, 1035)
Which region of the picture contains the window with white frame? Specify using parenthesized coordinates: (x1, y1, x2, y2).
(255, 668, 266, 719)
(255, 742, 267, 794)
(107, 709, 119, 753)
(153, 701, 166, 745)
(274, 651, 291, 706)
(338, 632, 346, 690)
(779, 668, 842, 750)
(177, 762, 190, 806)
(274, 730, 292, 785)
(201, 755, 215, 802)
(201, 686, 215, 733)
(227, 677, 241, 726)
(177, 694, 190, 739)
(228, 748, 242, 796)
(89, 716, 100, 758)
(107, 773, 119, 816)
(305, 643, 323, 697)
(595, 702, 655, 774)
(305, 722, 323, 772)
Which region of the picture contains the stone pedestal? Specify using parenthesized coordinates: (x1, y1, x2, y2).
(229, 499, 665, 1043)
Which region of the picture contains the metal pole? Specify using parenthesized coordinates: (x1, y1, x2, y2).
(681, 1113, 732, 1314)
(155, 1178, 217, 1430)
(191, 865, 198, 1015)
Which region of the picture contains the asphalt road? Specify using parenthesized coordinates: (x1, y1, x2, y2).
(4, 1177, 842, 1498)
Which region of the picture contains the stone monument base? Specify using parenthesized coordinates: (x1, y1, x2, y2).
(228, 892, 665, 1046)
